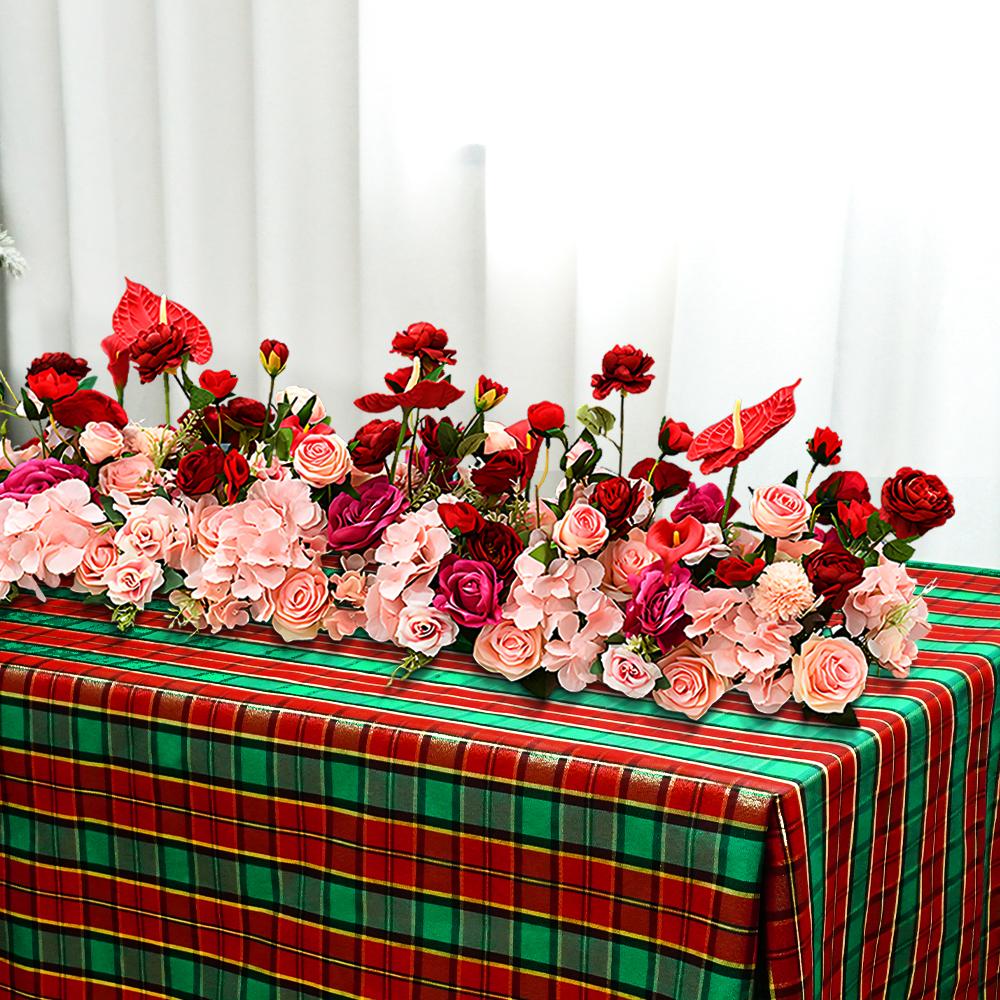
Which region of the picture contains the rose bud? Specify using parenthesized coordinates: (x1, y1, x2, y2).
(259, 339, 289, 377)
(27, 352, 90, 380)
(350, 419, 402, 473)
(474, 375, 508, 412)
(130, 324, 187, 383)
(629, 458, 691, 500)
(222, 449, 251, 503)
(176, 445, 226, 496)
(807, 470, 870, 523)
(658, 418, 693, 456)
(199, 368, 238, 400)
(527, 401, 565, 434)
(591, 344, 655, 400)
(880, 467, 955, 538)
(27, 368, 78, 402)
(439, 501, 485, 535)
(807, 426, 843, 467)
(837, 498, 876, 539)
(715, 556, 766, 587)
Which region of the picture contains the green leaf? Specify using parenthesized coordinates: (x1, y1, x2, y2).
(20, 389, 42, 422)
(783, 470, 799, 487)
(519, 669, 558, 699)
(78, 375, 97, 391)
(866, 512, 891, 541)
(274, 426, 294, 462)
(297, 395, 317, 425)
(98, 495, 125, 527)
(159, 567, 185, 594)
(456, 432, 488, 459)
(576, 404, 616, 436)
(882, 539, 915, 563)
(187, 386, 216, 410)
(435, 420, 460, 456)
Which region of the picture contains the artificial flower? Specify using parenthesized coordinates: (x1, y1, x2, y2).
(591, 344, 655, 399)
(658, 418, 693, 455)
(807, 426, 842, 466)
(474, 375, 508, 411)
(176, 446, 226, 497)
(199, 369, 238, 400)
(791, 635, 868, 713)
(552, 502, 610, 556)
(27, 368, 78, 402)
(473, 619, 545, 681)
(527, 401, 565, 433)
(749, 562, 817, 620)
(51, 390, 128, 429)
(259, 339, 290, 376)
(880, 467, 955, 538)
(0, 457, 88, 501)
(432, 556, 503, 628)
(80, 421, 125, 463)
(27, 352, 89, 379)
(628, 458, 691, 499)
(749, 484, 811, 539)
(714, 556, 765, 587)
(803, 534, 865, 610)
(654, 641, 727, 720)
(602, 645, 662, 698)
(391, 322, 455, 367)
(671, 482, 737, 524)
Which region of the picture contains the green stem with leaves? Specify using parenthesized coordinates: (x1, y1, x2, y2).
(388, 408, 412, 482)
(721, 463, 739, 530)
(259, 374, 276, 444)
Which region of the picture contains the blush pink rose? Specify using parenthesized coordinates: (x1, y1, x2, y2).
(552, 502, 609, 557)
(98, 454, 157, 503)
(333, 569, 369, 608)
(394, 603, 459, 658)
(80, 421, 125, 463)
(473, 620, 545, 681)
(791, 635, 868, 713)
(363, 580, 406, 643)
(117, 497, 186, 562)
(653, 641, 727, 720)
(102, 555, 163, 607)
(750, 485, 810, 539)
(271, 564, 331, 642)
(601, 645, 661, 698)
(73, 531, 119, 595)
(324, 606, 364, 640)
(597, 528, 658, 600)
(292, 431, 353, 487)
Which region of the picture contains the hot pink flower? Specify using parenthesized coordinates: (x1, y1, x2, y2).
(654, 641, 727, 720)
(102, 555, 163, 607)
(792, 635, 868, 713)
(602, 645, 661, 698)
(473, 620, 545, 681)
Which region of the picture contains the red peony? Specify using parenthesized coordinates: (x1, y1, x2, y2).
(629, 458, 691, 499)
(804, 534, 866, 610)
(880, 467, 955, 538)
(199, 369, 238, 400)
(715, 556, 766, 587)
(27, 352, 89, 380)
(591, 344, 655, 400)
(350, 419, 402, 473)
(472, 450, 527, 496)
(392, 322, 456, 367)
(591, 476, 643, 533)
(658, 418, 693, 456)
(474, 375, 508, 411)
(224, 397, 268, 430)
(466, 520, 522, 582)
(51, 390, 127, 429)
(176, 446, 226, 496)
(439, 501, 484, 535)
(222, 450, 250, 504)
(527, 401, 565, 434)
(130, 324, 187, 383)
(259, 339, 289, 376)
(807, 426, 842, 466)
(27, 368, 78, 402)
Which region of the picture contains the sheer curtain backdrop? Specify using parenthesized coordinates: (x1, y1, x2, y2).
(0, 0, 996, 563)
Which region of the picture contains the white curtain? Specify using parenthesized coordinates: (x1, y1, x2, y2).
(0, 0, 996, 564)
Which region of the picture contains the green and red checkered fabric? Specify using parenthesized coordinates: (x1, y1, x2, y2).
(0, 562, 997, 999)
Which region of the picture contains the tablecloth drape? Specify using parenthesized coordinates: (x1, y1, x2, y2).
(0, 563, 997, 999)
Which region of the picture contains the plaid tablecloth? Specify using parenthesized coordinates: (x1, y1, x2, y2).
(0, 562, 997, 1000)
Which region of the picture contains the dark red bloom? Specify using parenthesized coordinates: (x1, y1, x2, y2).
(807, 426, 843, 466)
(27, 352, 89, 380)
(629, 458, 691, 499)
(224, 397, 268, 430)
(222, 450, 250, 504)
(199, 369, 238, 400)
(355, 378, 464, 414)
(259, 340, 289, 376)
(715, 556, 766, 587)
(350, 419, 402, 473)
(474, 376, 508, 411)
(466, 520, 522, 582)
(392, 322, 456, 367)
(591, 476, 643, 533)
(27, 368, 78, 402)
(176, 446, 226, 496)
(527, 401, 565, 434)
(472, 450, 527, 496)
(591, 344, 655, 400)
(880, 467, 955, 538)
(130, 324, 187, 383)
(51, 390, 127, 429)
(837, 499, 876, 539)
(658, 418, 693, 456)
(808, 470, 870, 523)
(439, 501, 485, 535)
(804, 534, 866, 610)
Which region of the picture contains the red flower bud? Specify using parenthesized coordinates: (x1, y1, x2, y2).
(438, 501, 484, 535)
(629, 458, 691, 500)
(259, 339, 289, 376)
(715, 556, 766, 587)
(199, 369, 238, 400)
(837, 499, 876, 539)
(474, 375, 508, 411)
(527, 401, 565, 433)
(222, 450, 250, 504)
(807, 426, 843, 466)
(658, 418, 693, 456)
(27, 368, 78, 402)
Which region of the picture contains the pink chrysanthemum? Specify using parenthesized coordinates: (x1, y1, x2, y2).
(750, 562, 816, 621)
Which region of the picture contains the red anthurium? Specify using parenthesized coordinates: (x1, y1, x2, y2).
(687, 379, 801, 474)
(646, 516, 706, 567)
(355, 379, 464, 414)
(51, 390, 127, 429)
(27, 368, 78, 402)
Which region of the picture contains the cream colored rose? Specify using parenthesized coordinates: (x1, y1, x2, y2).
(791, 635, 867, 713)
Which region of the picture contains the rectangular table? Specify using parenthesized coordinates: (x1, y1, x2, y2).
(0, 562, 997, 999)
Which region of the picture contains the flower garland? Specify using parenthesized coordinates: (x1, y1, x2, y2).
(0, 278, 956, 721)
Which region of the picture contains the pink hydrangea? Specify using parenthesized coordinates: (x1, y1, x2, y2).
(504, 552, 604, 633)
(117, 496, 187, 563)
(373, 504, 451, 601)
(701, 603, 800, 678)
(683, 587, 747, 638)
(541, 589, 624, 691)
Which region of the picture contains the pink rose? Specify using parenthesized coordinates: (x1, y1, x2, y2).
(394, 603, 459, 658)
(98, 455, 157, 503)
(364, 580, 406, 642)
(750, 485, 810, 539)
(73, 532, 119, 595)
(473, 619, 545, 681)
(653, 640, 727, 720)
(791, 635, 868, 713)
(738, 669, 795, 714)
(80, 421, 125, 463)
(271, 564, 331, 642)
(122, 423, 156, 457)
(601, 645, 661, 698)
(597, 528, 658, 600)
(292, 431, 353, 487)
(552, 502, 609, 557)
(102, 555, 163, 607)
(324, 606, 364, 640)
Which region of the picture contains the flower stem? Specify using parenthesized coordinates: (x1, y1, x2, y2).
(803, 460, 818, 498)
(260, 374, 276, 443)
(163, 375, 171, 425)
(721, 463, 739, 530)
(389, 409, 411, 482)
(618, 392, 626, 476)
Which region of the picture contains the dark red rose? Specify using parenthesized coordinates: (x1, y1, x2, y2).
(439, 501, 484, 535)
(807, 426, 843, 466)
(715, 556, 765, 587)
(629, 458, 691, 499)
(27, 352, 89, 380)
(658, 418, 693, 455)
(27, 368, 78, 402)
(391, 322, 456, 367)
(222, 450, 250, 504)
(350, 419, 401, 473)
(419, 416, 459, 462)
(224, 397, 267, 430)
(527, 401, 565, 434)
(51, 390, 127, 429)
(130, 323, 187, 383)
(355, 378, 464, 414)
(591, 476, 643, 533)
(880, 467, 955, 538)
(804, 535, 866, 610)
(591, 344, 655, 400)
(837, 499, 876, 539)
(259, 339, 289, 376)
(472, 450, 527, 496)
(176, 446, 226, 496)
(199, 368, 238, 400)
(808, 470, 870, 523)
(474, 375, 507, 411)
(466, 520, 522, 582)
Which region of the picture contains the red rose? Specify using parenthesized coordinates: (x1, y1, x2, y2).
(880, 467, 955, 538)
(527, 401, 565, 434)
(27, 368, 78, 402)
(51, 390, 127, 429)
(199, 369, 238, 400)
(837, 499, 876, 539)
(439, 501, 484, 535)
(474, 375, 508, 411)
(591, 476, 643, 533)
(472, 450, 527, 496)
(803, 534, 866, 610)
(222, 450, 250, 504)
(807, 427, 843, 466)
(130, 323, 187, 383)
(715, 556, 766, 587)
(391, 322, 456, 367)
(351, 419, 402, 473)
(176, 446, 226, 496)
(629, 458, 691, 500)
(224, 397, 268, 430)
(466, 520, 522, 581)
(658, 418, 693, 456)
(591, 344, 655, 400)
(27, 352, 89, 380)
(808, 470, 870, 523)
(259, 339, 289, 376)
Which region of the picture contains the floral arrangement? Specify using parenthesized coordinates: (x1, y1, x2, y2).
(0, 278, 956, 721)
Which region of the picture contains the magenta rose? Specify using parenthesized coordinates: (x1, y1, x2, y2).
(327, 476, 407, 553)
(0, 457, 89, 501)
(432, 556, 503, 629)
(623, 562, 693, 651)
(671, 482, 737, 524)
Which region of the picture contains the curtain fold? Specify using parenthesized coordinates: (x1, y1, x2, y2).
(0, 0, 996, 563)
